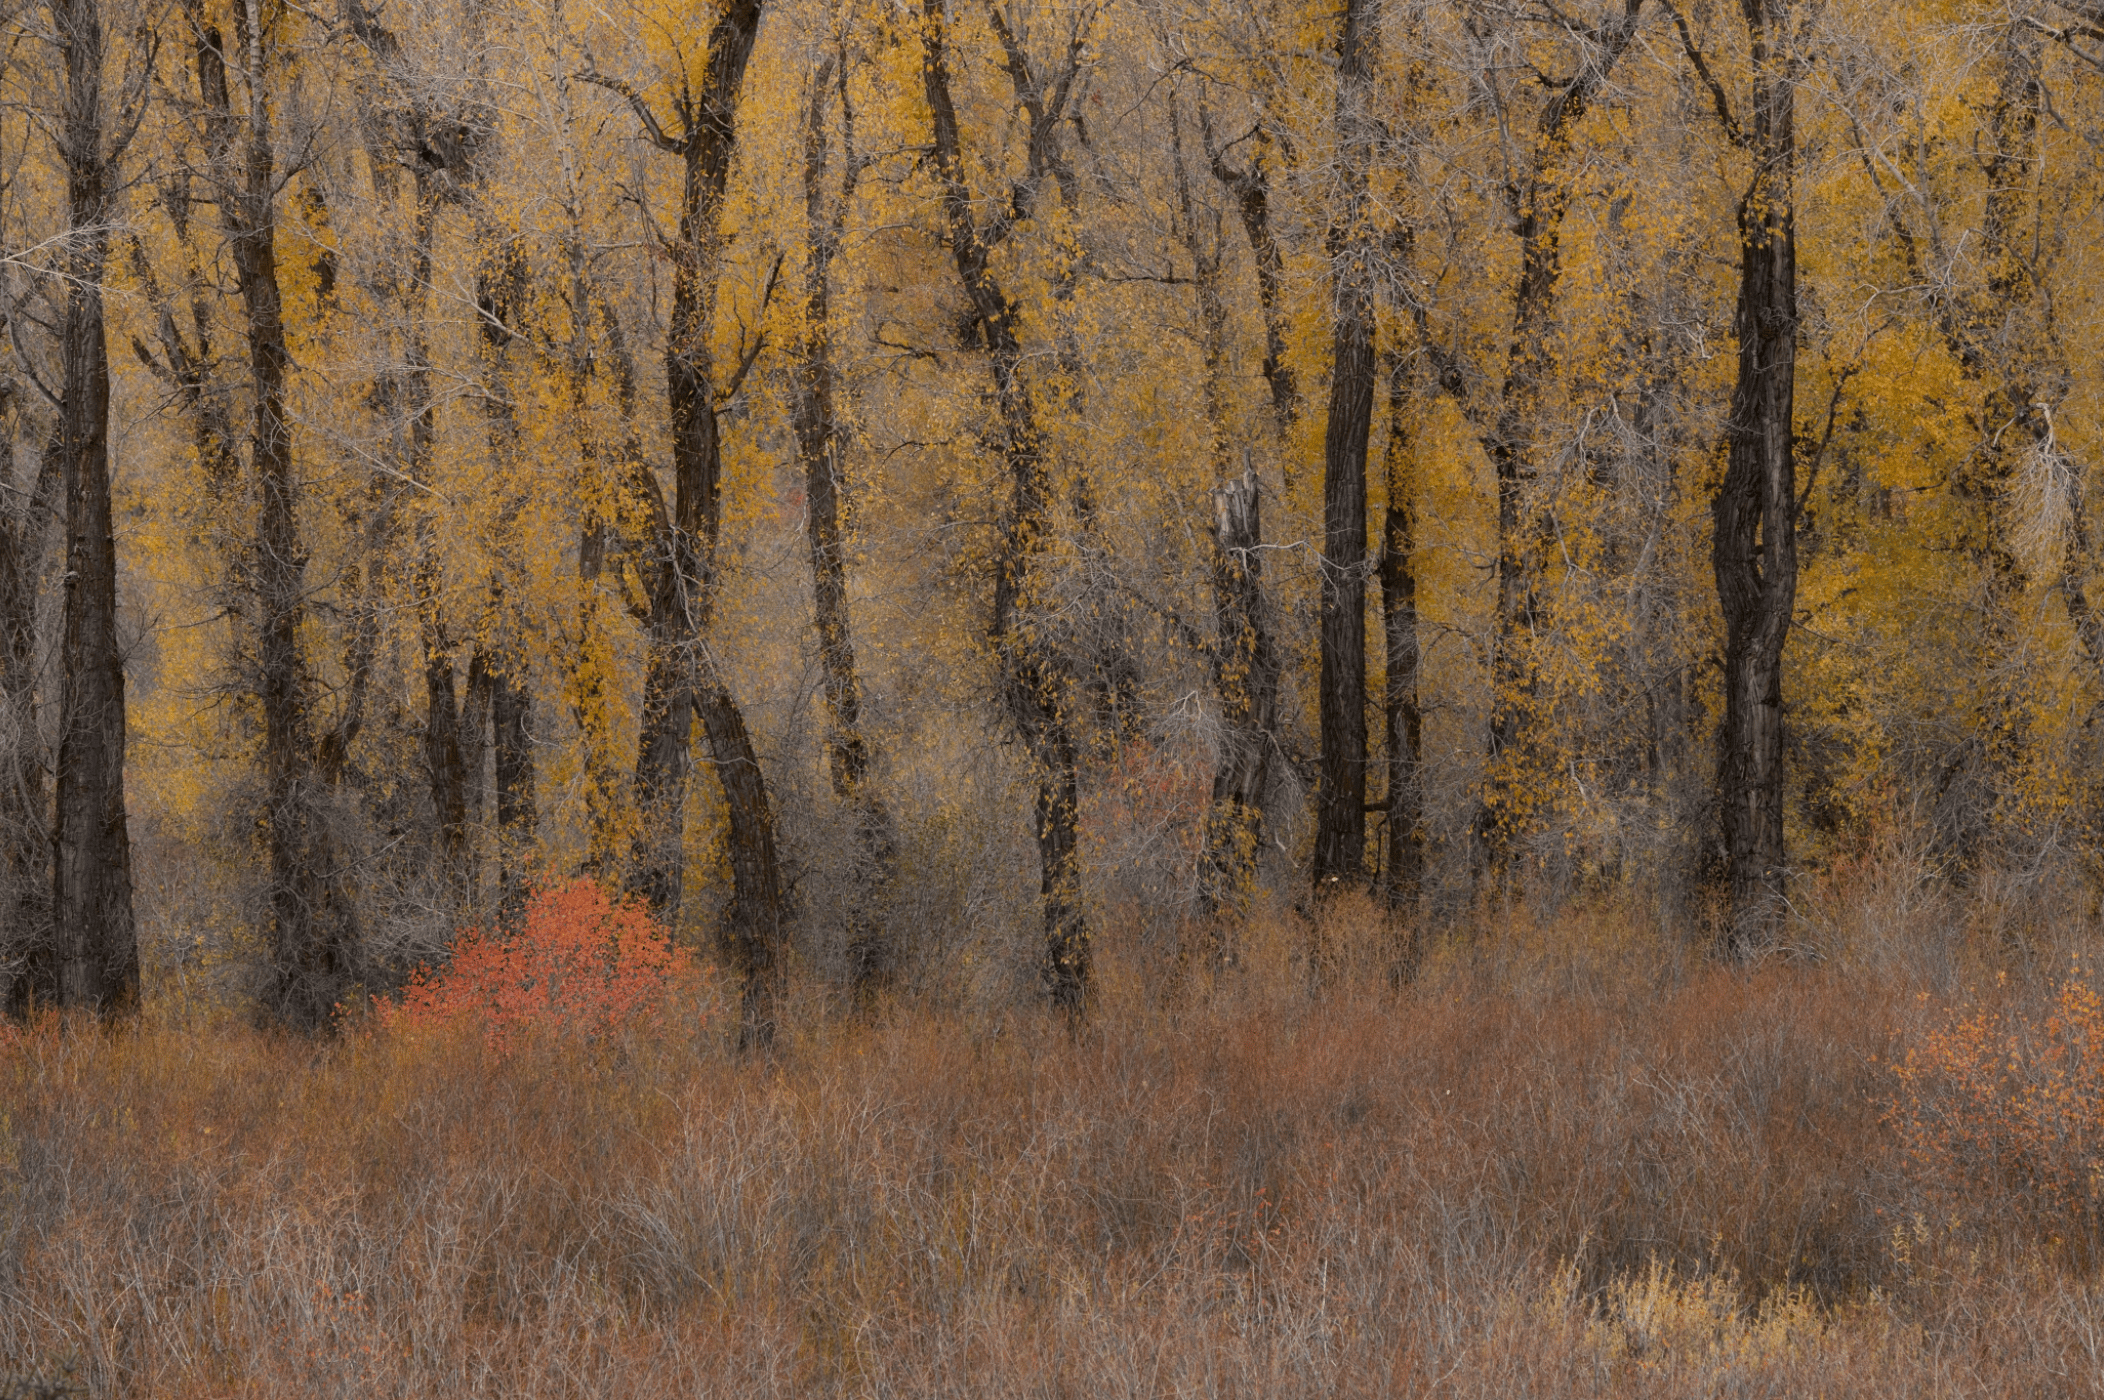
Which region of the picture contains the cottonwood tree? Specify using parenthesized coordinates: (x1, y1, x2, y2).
(584, 0, 789, 1046)
(792, 16, 897, 988)
(1671, 0, 1809, 950)
(184, 0, 360, 1027)
(2, 0, 152, 1012)
(918, 0, 1098, 1008)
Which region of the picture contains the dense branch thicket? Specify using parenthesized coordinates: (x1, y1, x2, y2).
(0, 0, 2100, 1018)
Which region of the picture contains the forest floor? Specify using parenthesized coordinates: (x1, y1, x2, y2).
(5, 849, 2104, 1397)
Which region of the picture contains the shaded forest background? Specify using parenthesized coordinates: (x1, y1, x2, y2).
(4, 0, 2104, 1027)
(14, 2, 2104, 1393)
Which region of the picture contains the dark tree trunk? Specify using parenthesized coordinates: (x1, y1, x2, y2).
(1203, 118, 1296, 432)
(1203, 471, 1280, 922)
(921, 0, 1090, 1009)
(196, 11, 358, 1028)
(1713, 0, 1801, 953)
(473, 233, 536, 914)
(595, 0, 785, 1045)
(405, 172, 468, 867)
(48, 0, 137, 1014)
(489, 655, 535, 906)
(1379, 354, 1424, 908)
(795, 54, 896, 989)
(1313, 0, 1378, 891)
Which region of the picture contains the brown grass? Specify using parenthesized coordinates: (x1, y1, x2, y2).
(5, 866, 2104, 1396)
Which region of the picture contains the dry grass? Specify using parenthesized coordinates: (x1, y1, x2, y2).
(5, 864, 2104, 1396)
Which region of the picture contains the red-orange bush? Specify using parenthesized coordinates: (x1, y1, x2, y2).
(1889, 968, 2104, 1253)
(378, 879, 706, 1049)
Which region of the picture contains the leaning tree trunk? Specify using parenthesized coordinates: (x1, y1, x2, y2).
(49, 0, 138, 1014)
(1313, 0, 1379, 892)
(1204, 114, 1297, 433)
(1713, 0, 1801, 955)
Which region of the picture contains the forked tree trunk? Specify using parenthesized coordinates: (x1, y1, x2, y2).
(49, 0, 137, 1013)
(593, 0, 785, 1046)
(1313, 0, 1379, 891)
(1203, 115, 1296, 432)
(406, 171, 468, 868)
(1713, 0, 1801, 954)
(921, 0, 1090, 1009)
(1470, 0, 1647, 873)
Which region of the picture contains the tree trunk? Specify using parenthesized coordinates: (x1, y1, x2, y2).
(921, 0, 1089, 1009)
(489, 653, 535, 907)
(600, 0, 785, 1045)
(1313, 0, 1378, 891)
(1202, 470, 1280, 924)
(48, 0, 137, 1013)
(473, 232, 536, 915)
(1379, 353, 1424, 908)
(1713, 0, 1801, 954)
(402, 170, 468, 868)
(1171, 97, 1280, 929)
(796, 53, 896, 989)
(1203, 117, 1296, 432)
(197, 8, 357, 1027)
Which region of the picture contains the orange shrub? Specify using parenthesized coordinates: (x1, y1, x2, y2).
(1889, 967, 2104, 1254)
(377, 878, 706, 1050)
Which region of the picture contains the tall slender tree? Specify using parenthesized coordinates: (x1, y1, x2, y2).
(45, 0, 146, 1012)
(1313, 0, 1379, 892)
(794, 35, 897, 988)
(587, 0, 788, 1046)
(190, 0, 359, 1026)
(919, 0, 1095, 1007)
(1675, 0, 1806, 950)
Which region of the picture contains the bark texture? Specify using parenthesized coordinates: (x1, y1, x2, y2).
(0, 400, 60, 1014)
(596, 0, 786, 1046)
(1314, 0, 1379, 890)
(1380, 354, 1424, 908)
(46, 0, 139, 1013)
(1713, 0, 1801, 953)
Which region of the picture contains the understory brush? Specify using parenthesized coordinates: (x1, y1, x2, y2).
(3, 864, 2102, 1396)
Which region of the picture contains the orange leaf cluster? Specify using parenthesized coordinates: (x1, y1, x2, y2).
(377, 879, 705, 1051)
(1890, 970, 2104, 1247)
